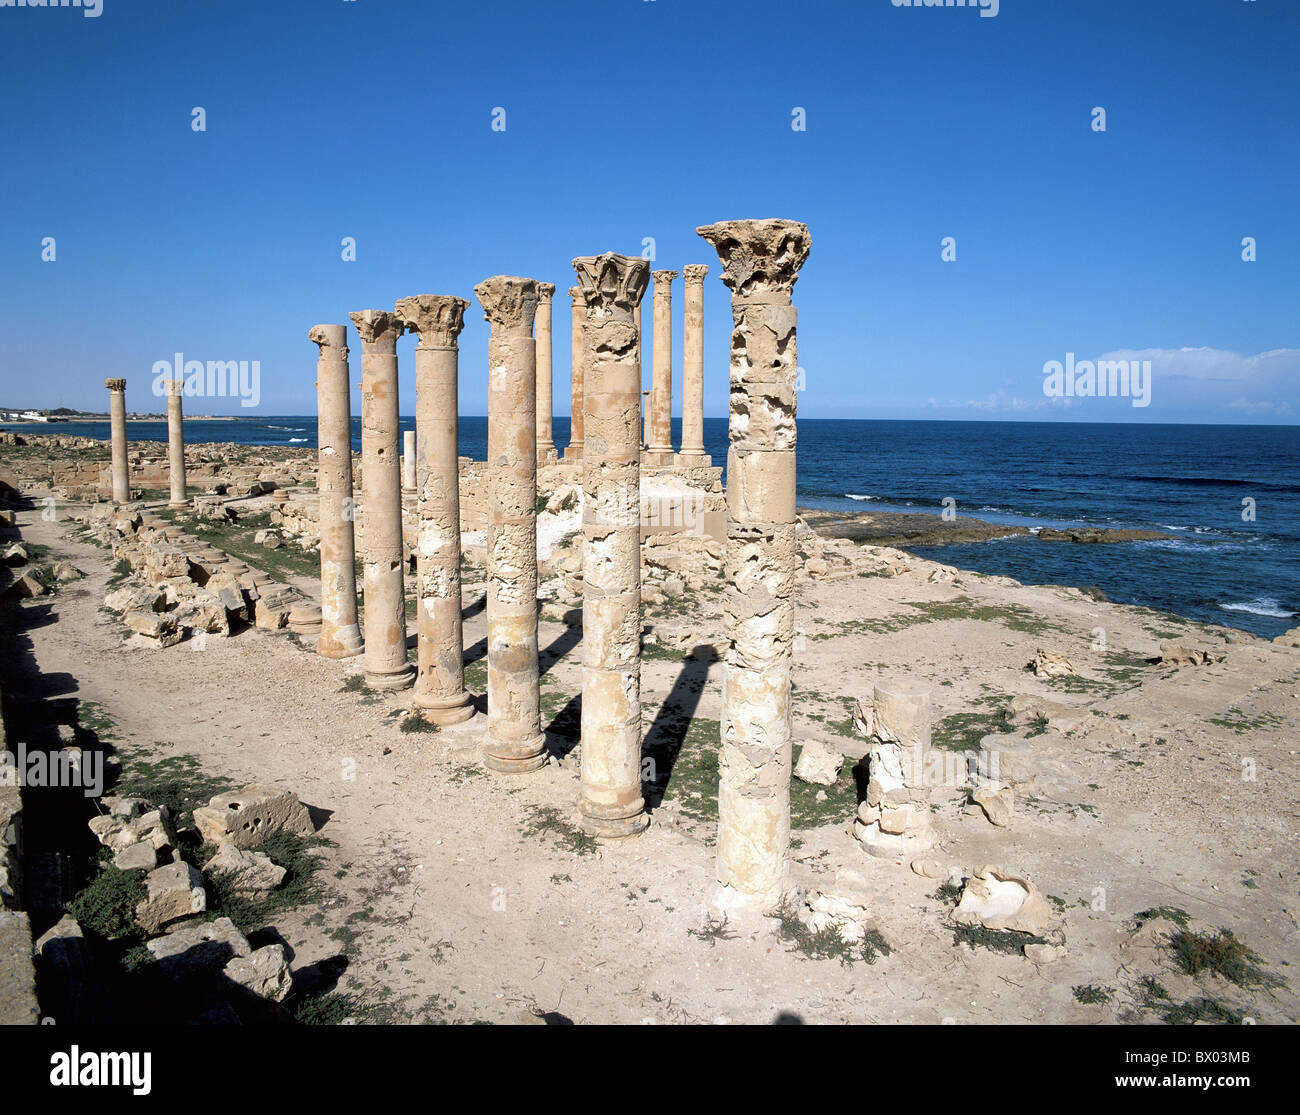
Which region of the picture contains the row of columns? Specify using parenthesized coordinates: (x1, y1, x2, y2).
(104, 377, 190, 510)
(302, 218, 807, 914)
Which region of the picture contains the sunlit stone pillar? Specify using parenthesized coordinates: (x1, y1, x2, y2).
(402, 430, 416, 493)
(396, 294, 475, 726)
(573, 252, 650, 837)
(535, 282, 557, 462)
(679, 264, 710, 464)
(475, 276, 546, 773)
(350, 309, 415, 690)
(647, 269, 677, 464)
(165, 379, 188, 509)
(310, 325, 363, 658)
(105, 378, 129, 503)
(698, 218, 811, 912)
(563, 286, 585, 460)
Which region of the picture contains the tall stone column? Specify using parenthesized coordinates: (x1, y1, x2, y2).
(165, 379, 188, 509)
(679, 264, 710, 464)
(647, 269, 677, 464)
(402, 430, 416, 493)
(634, 302, 645, 449)
(396, 294, 475, 726)
(310, 325, 363, 659)
(573, 253, 650, 837)
(697, 218, 811, 912)
(475, 276, 546, 773)
(350, 309, 415, 690)
(535, 282, 557, 462)
(563, 286, 585, 460)
(105, 378, 129, 503)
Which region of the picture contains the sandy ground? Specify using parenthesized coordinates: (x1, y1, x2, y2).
(4, 489, 1299, 1025)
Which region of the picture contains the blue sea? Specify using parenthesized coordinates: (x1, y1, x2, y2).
(11, 416, 1298, 639)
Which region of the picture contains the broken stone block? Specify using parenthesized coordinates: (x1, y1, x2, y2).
(977, 735, 1039, 788)
(1158, 641, 1215, 667)
(793, 739, 843, 786)
(972, 782, 1014, 827)
(3, 544, 28, 566)
(146, 916, 250, 980)
(7, 573, 47, 599)
(953, 866, 1054, 937)
(910, 858, 946, 879)
(124, 610, 182, 647)
(203, 844, 286, 895)
(1007, 694, 1086, 734)
(136, 861, 206, 934)
(103, 585, 166, 613)
(253, 591, 296, 631)
(34, 915, 91, 980)
(1028, 649, 1076, 679)
(193, 785, 314, 849)
(223, 943, 292, 1003)
(544, 484, 578, 514)
(113, 842, 158, 873)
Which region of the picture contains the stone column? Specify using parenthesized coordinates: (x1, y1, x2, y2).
(350, 310, 415, 690)
(698, 218, 811, 912)
(634, 302, 645, 449)
(573, 253, 650, 837)
(310, 325, 363, 659)
(563, 286, 585, 460)
(165, 379, 188, 509)
(402, 430, 416, 493)
(475, 276, 546, 773)
(105, 378, 129, 503)
(396, 294, 475, 726)
(646, 269, 677, 464)
(679, 264, 710, 464)
(535, 282, 557, 462)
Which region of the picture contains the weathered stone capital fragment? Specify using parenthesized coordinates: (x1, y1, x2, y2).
(474, 275, 538, 334)
(696, 219, 811, 302)
(573, 253, 649, 321)
(105, 378, 126, 392)
(652, 269, 679, 287)
(683, 264, 709, 284)
(308, 324, 348, 356)
(536, 282, 556, 302)
(395, 294, 469, 349)
(349, 309, 404, 347)
(163, 378, 185, 398)
(568, 285, 581, 300)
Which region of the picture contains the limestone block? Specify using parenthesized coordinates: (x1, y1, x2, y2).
(972, 782, 1014, 827)
(1028, 650, 1076, 678)
(193, 784, 314, 849)
(3, 544, 28, 566)
(1158, 641, 1216, 666)
(136, 861, 206, 934)
(1007, 694, 1087, 733)
(203, 844, 286, 895)
(146, 916, 250, 980)
(6, 574, 46, 599)
(113, 842, 158, 872)
(793, 739, 843, 786)
(952, 866, 1054, 936)
(34, 915, 91, 980)
(104, 585, 165, 614)
(223, 943, 292, 1003)
(124, 610, 182, 646)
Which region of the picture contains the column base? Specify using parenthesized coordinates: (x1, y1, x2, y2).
(578, 798, 648, 839)
(563, 444, 584, 461)
(675, 451, 711, 468)
(538, 442, 558, 463)
(317, 625, 364, 659)
(364, 662, 416, 690)
(482, 732, 547, 773)
(706, 877, 794, 920)
(642, 448, 675, 467)
(412, 690, 476, 726)
(168, 499, 191, 510)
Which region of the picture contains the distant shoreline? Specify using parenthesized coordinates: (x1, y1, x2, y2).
(0, 416, 238, 424)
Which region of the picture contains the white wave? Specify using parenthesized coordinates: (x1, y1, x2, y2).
(845, 493, 875, 501)
(1219, 599, 1296, 619)
(287, 437, 307, 443)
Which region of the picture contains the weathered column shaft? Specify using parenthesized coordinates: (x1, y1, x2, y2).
(476, 276, 546, 772)
(397, 295, 475, 726)
(351, 309, 415, 689)
(574, 253, 650, 837)
(311, 325, 363, 659)
(165, 380, 188, 508)
(680, 264, 709, 462)
(105, 378, 129, 503)
(402, 430, 416, 491)
(535, 282, 556, 460)
(564, 286, 585, 459)
(699, 218, 811, 911)
(648, 269, 677, 460)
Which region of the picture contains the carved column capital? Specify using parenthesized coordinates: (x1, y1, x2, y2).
(536, 282, 556, 302)
(474, 275, 539, 333)
(395, 295, 469, 348)
(349, 310, 405, 347)
(696, 219, 810, 301)
(572, 253, 650, 319)
(652, 269, 678, 288)
(164, 378, 185, 398)
(683, 264, 710, 284)
(309, 324, 348, 357)
(104, 378, 126, 393)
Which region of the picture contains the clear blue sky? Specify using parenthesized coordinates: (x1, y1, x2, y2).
(1, 0, 1296, 422)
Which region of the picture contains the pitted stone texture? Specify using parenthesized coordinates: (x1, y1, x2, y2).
(398, 294, 475, 725)
(575, 253, 649, 836)
(311, 324, 363, 659)
(477, 276, 545, 771)
(702, 219, 810, 913)
(192, 785, 314, 849)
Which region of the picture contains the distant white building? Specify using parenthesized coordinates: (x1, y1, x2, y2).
(20, 411, 47, 422)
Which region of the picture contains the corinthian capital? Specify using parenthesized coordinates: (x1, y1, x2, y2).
(164, 378, 185, 398)
(349, 310, 405, 347)
(395, 295, 469, 348)
(104, 378, 126, 392)
(536, 282, 556, 302)
(572, 253, 650, 317)
(473, 275, 539, 333)
(309, 324, 348, 355)
(682, 264, 709, 284)
(653, 269, 679, 288)
(696, 219, 810, 300)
